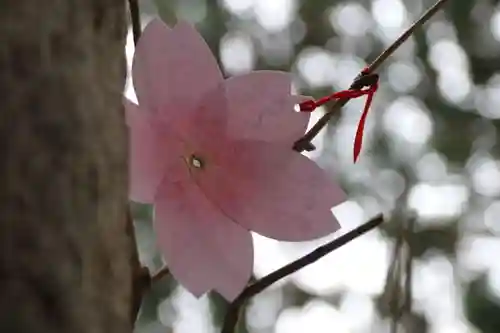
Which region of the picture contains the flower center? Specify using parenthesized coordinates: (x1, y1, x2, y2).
(189, 154, 204, 169)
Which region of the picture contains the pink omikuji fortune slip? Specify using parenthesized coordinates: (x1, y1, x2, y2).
(124, 18, 377, 300)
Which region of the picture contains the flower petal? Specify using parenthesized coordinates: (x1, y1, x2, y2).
(179, 82, 228, 157)
(195, 141, 345, 241)
(223, 71, 310, 144)
(125, 98, 186, 203)
(132, 19, 223, 122)
(154, 167, 253, 301)
(132, 19, 173, 116)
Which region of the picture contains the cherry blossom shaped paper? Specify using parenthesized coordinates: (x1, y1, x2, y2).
(125, 18, 347, 300)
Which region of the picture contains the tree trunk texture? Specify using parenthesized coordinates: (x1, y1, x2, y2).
(0, 1, 132, 333)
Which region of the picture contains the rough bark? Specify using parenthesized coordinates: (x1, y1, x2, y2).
(0, 1, 131, 333)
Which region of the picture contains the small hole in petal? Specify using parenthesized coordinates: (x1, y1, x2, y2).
(190, 155, 204, 169)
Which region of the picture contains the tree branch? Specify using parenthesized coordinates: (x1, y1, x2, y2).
(128, 211, 151, 324)
(151, 266, 171, 284)
(221, 214, 384, 333)
(293, 0, 451, 153)
(124, 3, 154, 324)
(128, 0, 141, 45)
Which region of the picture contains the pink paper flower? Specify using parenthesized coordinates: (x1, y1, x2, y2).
(125, 18, 346, 300)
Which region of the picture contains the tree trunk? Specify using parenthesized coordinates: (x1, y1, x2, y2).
(0, 1, 132, 333)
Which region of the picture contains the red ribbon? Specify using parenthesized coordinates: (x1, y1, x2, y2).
(298, 68, 379, 163)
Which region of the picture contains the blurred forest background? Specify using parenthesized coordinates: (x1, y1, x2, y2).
(127, 0, 500, 332)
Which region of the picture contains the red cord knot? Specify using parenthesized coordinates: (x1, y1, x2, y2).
(297, 67, 379, 163)
(353, 68, 379, 163)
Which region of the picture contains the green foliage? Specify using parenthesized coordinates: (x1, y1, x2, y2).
(465, 275, 500, 333)
(135, 273, 177, 328)
(131, 202, 153, 221)
(208, 292, 230, 326)
(153, 0, 177, 25)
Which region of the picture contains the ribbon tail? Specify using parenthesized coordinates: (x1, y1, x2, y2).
(353, 91, 375, 163)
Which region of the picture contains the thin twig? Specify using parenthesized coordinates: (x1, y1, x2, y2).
(386, 214, 416, 333)
(151, 266, 171, 283)
(389, 233, 404, 333)
(127, 0, 147, 324)
(383, 229, 403, 302)
(403, 216, 415, 313)
(221, 214, 384, 333)
(380, 220, 404, 333)
(128, 0, 142, 45)
(128, 211, 151, 324)
(293, 0, 451, 153)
